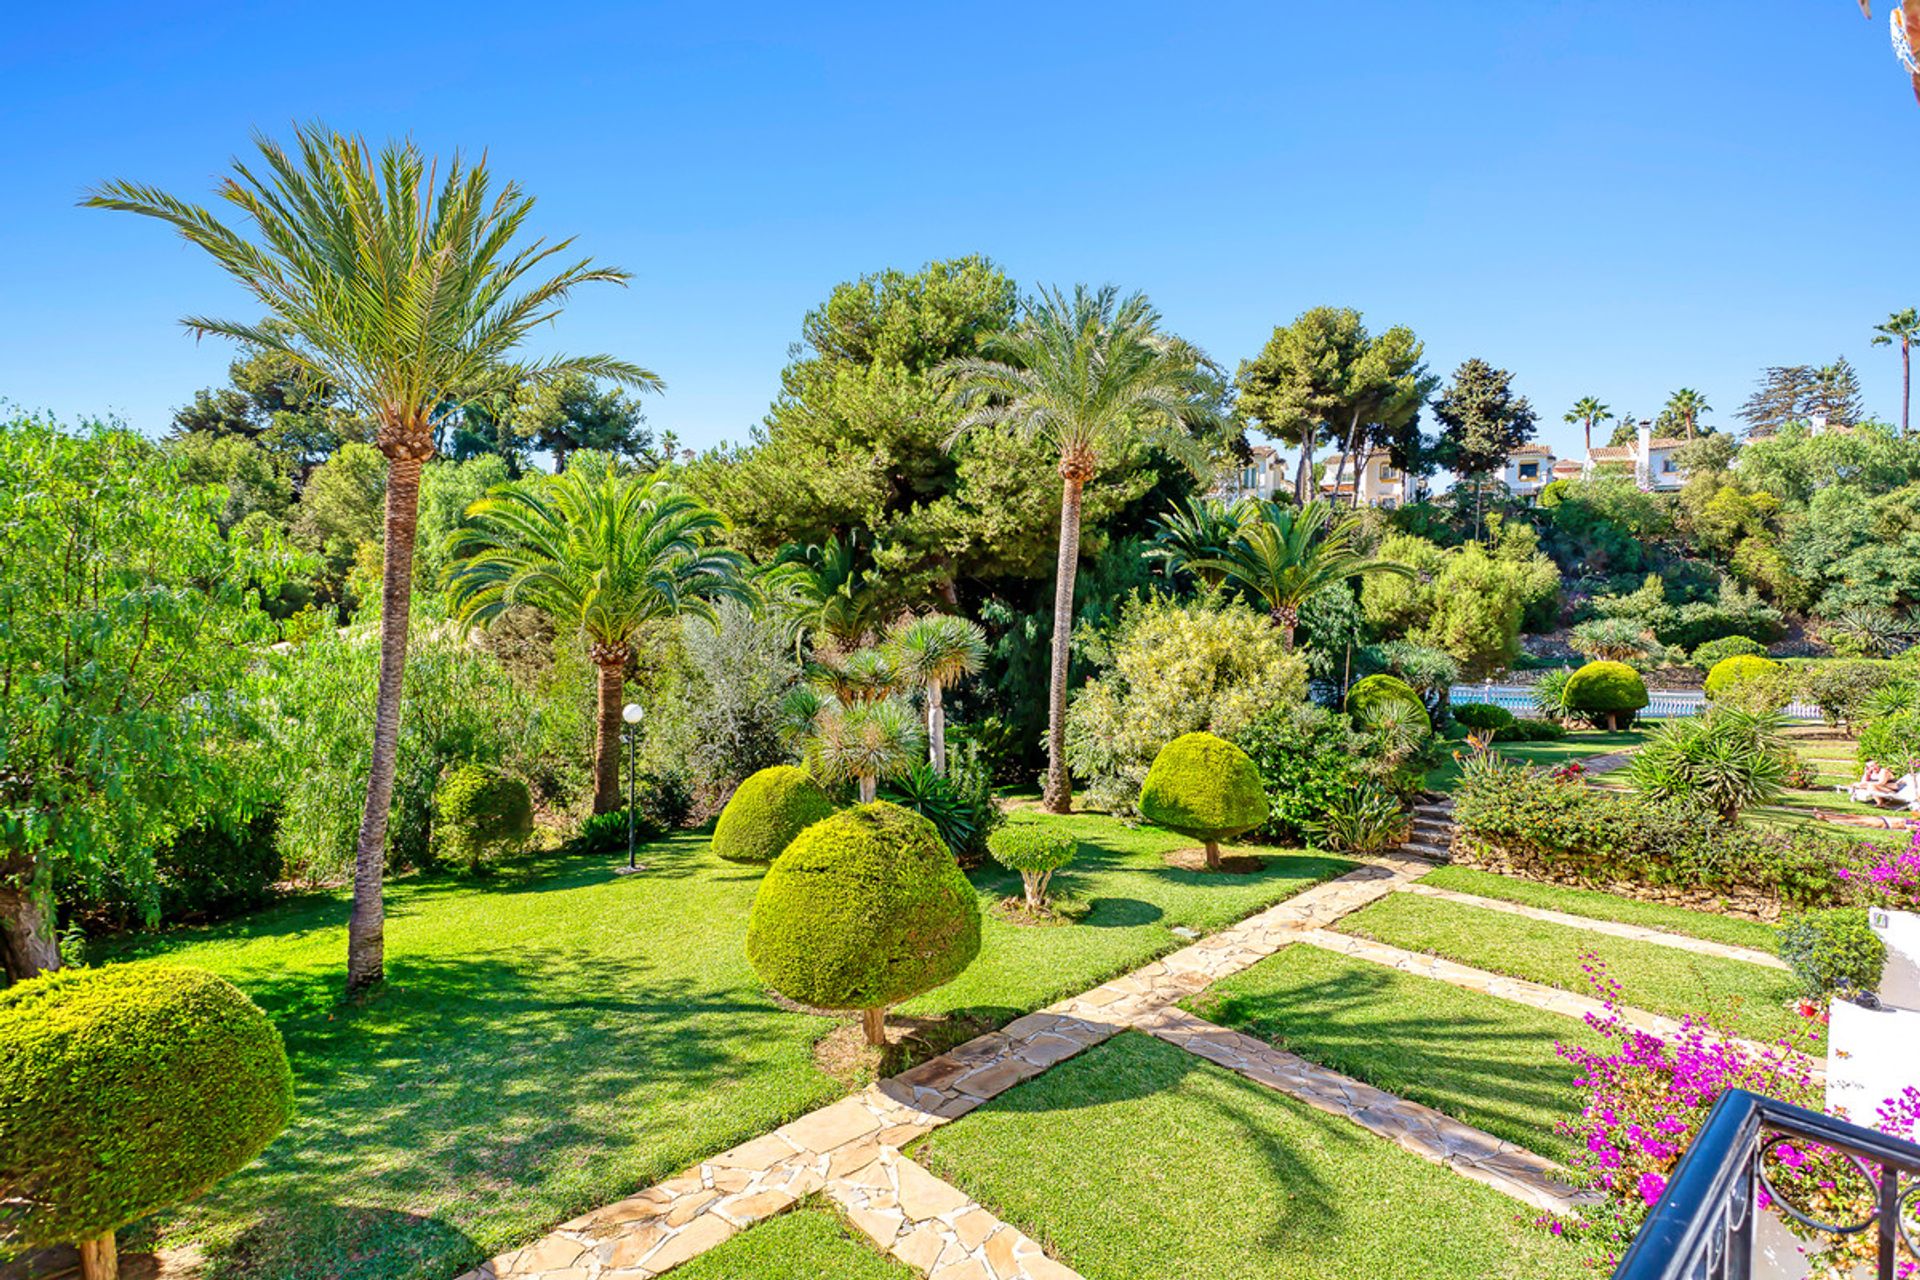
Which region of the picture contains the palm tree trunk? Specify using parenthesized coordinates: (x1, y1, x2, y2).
(1294, 429, 1316, 504)
(0, 863, 60, 982)
(79, 1231, 117, 1280)
(1583, 418, 1593, 459)
(861, 1006, 888, 1046)
(591, 644, 630, 814)
(858, 774, 878, 804)
(1043, 473, 1086, 814)
(1270, 604, 1298, 653)
(927, 679, 946, 775)
(346, 453, 424, 995)
(1904, 339, 1912, 441)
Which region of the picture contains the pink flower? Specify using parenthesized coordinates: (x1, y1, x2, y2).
(1638, 1172, 1667, 1207)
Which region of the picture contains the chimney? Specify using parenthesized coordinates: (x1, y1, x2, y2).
(1636, 420, 1653, 489)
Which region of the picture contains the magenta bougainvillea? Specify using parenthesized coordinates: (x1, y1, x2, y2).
(1839, 824, 1920, 910)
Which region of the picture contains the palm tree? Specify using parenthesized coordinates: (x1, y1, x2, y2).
(87, 125, 651, 993)
(766, 533, 888, 654)
(1665, 388, 1710, 440)
(1873, 307, 1920, 439)
(940, 285, 1215, 813)
(447, 455, 749, 814)
(1196, 499, 1414, 650)
(1564, 396, 1611, 458)
(1147, 495, 1250, 587)
(807, 698, 926, 802)
(888, 613, 987, 774)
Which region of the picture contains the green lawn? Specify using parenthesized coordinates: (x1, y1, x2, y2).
(671, 1201, 911, 1279)
(1335, 893, 1809, 1046)
(1186, 944, 1599, 1163)
(99, 815, 1349, 1280)
(1416, 865, 1781, 953)
(911, 1032, 1587, 1280)
(1425, 728, 1646, 790)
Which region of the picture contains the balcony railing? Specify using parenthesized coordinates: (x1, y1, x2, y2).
(1612, 1089, 1920, 1280)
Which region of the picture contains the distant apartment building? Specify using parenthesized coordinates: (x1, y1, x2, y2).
(1316, 450, 1420, 508)
(1582, 421, 1689, 492)
(1499, 442, 1557, 502)
(1211, 443, 1287, 502)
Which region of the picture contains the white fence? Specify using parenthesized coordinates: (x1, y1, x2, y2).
(1449, 683, 1823, 722)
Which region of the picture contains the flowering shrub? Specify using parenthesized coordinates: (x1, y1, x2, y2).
(1838, 825, 1920, 910)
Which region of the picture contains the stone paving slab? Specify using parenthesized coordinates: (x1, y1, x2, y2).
(1397, 882, 1788, 969)
(1135, 1004, 1597, 1215)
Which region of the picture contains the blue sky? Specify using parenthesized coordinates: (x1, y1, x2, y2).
(2, 1, 1915, 459)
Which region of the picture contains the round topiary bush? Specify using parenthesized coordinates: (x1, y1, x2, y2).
(712, 765, 836, 865)
(1704, 654, 1783, 701)
(1452, 702, 1516, 733)
(0, 965, 293, 1276)
(1563, 660, 1649, 731)
(1137, 732, 1270, 871)
(1691, 635, 1767, 669)
(987, 824, 1079, 909)
(1345, 674, 1428, 729)
(433, 763, 533, 871)
(747, 802, 980, 1045)
(1777, 908, 1886, 1000)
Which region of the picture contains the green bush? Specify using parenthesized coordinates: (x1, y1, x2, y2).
(433, 764, 533, 871)
(1532, 668, 1573, 721)
(1563, 661, 1648, 729)
(987, 824, 1079, 909)
(1626, 709, 1789, 822)
(1231, 704, 1372, 843)
(711, 765, 836, 865)
(1302, 784, 1409, 853)
(1345, 674, 1428, 729)
(0, 965, 293, 1254)
(746, 802, 980, 1045)
(881, 743, 1001, 863)
(62, 810, 284, 931)
(1857, 708, 1920, 774)
(1138, 732, 1269, 870)
(1777, 908, 1886, 999)
(1798, 660, 1901, 732)
(1704, 654, 1783, 700)
(1494, 719, 1566, 743)
(1451, 703, 1515, 733)
(1691, 635, 1767, 668)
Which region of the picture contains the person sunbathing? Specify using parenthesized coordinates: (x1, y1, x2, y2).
(1851, 761, 1902, 804)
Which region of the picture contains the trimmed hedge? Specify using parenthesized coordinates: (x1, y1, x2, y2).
(1345, 674, 1427, 728)
(1563, 660, 1648, 729)
(0, 964, 293, 1250)
(712, 765, 836, 865)
(1452, 703, 1515, 733)
(1138, 732, 1269, 869)
(433, 764, 533, 871)
(1704, 654, 1782, 700)
(987, 825, 1079, 909)
(1691, 635, 1767, 668)
(746, 802, 980, 1035)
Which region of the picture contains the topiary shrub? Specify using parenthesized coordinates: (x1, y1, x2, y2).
(711, 765, 836, 865)
(1495, 719, 1567, 743)
(1138, 732, 1270, 871)
(0, 965, 293, 1277)
(1452, 703, 1516, 733)
(1704, 654, 1783, 701)
(1691, 635, 1767, 669)
(987, 823, 1078, 910)
(1345, 674, 1428, 730)
(746, 802, 980, 1046)
(1563, 660, 1649, 730)
(432, 763, 533, 872)
(1777, 908, 1886, 1000)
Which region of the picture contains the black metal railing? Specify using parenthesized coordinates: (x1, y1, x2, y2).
(1613, 1088, 1920, 1280)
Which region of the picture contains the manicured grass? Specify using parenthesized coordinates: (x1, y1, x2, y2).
(1425, 728, 1646, 790)
(1335, 893, 1809, 1046)
(99, 814, 1348, 1280)
(671, 1201, 912, 1279)
(912, 1032, 1587, 1280)
(1417, 865, 1781, 953)
(1186, 945, 1599, 1162)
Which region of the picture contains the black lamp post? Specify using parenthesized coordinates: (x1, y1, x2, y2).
(622, 702, 643, 870)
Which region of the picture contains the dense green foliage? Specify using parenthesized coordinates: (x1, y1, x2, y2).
(1777, 908, 1887, 999)
(1345, 674, 1427, 728)
(1690, 635, 1768, 668)
(0, 964, 292, 1248)
(1626, 710, 1789, 822)
(880, 749, 1001, 862)
(1232, 704, 1375, 842)
(987, 824, 1079, 908)
(1302, 784, 1409, 853)
(746, 803, 980, 1022)
(1562, 660, 1648, 727)
(1704, 654, 1782, 700)
(1137, 733, 1270, 857)
(432, 765, 534, 872)
(1451, 703, 1516, 733)
(710, 766, 836, 865)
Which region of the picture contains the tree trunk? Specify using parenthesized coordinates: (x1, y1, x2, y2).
(346, 453, 425, 995)
(1042, 474, 1086, 814)
(861, 1006, 888, 1046)
(1904, 339, 1912, 441)
(927, 679, 946, 775)
(1331, 409, 1364, 506)
(591, 644, 631, 814)
(0, 871, 60, 983)
(858, 774, 877, 804)
(1584, 418, 1592, 458)
(1271, 604, 1298, 653)
(79, 1232, 117, 1280)
(1203, 839, 1223, 871)
(1294, 429, 1316, 504)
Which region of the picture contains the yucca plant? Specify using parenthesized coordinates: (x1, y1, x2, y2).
(887, 613, 988, 774)
(1195, 499, 1413, 651)
(807, 698, 927, 803)
(87, 125, 650, 992)
(1626, 708, 1790, 822)
(1304, 784, 1411, 853)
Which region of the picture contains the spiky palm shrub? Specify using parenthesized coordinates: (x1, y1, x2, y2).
(1196, 499, 1413, 650)
(446, 456, 749, 813)
(940, 285, 1219, 813)
(887, 613, 987, 774)
(1147, 495, 1249, 587)
(807, 698, 927, 803)
(1626, 708, 1790, 822)
(87, 125, 649, 993)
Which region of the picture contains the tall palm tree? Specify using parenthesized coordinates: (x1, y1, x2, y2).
(1873, 307, 1920, 439)
(940, 285, 1215, 813)
(447, 455, 749, 814)
(1564, 396, 1612, 458)
(1665, 388, 1710, 440)
(1147, 495, 1250, 587)
(888, 613, 988, 774)
(1196, 499, 1414, 650)
(87, 125, 651, 993)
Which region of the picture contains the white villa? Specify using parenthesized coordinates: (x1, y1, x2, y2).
(1582, 421, 1689, 492)
(1316, 450, 1420, 508)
